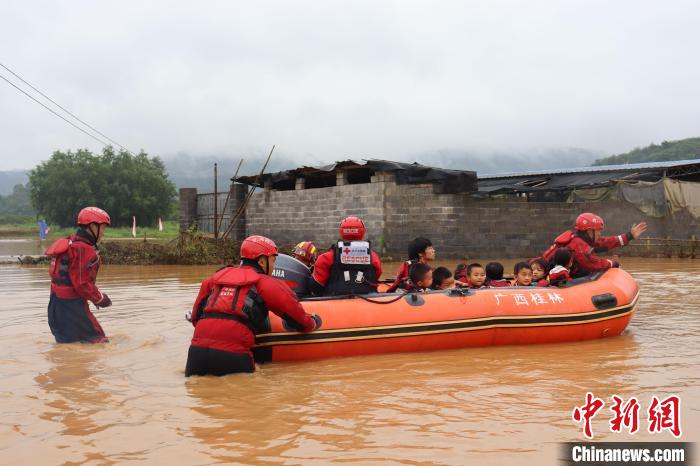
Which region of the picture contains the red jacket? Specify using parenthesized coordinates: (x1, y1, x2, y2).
(486, 278, 510, 288)
(548, 265, 572, 286)
(190, 265, 316, 354)
(386, 259, 431, 293)
(542, 230, 630, 274)
(312, 249, 383, 287)
(46, 233, 105, 303)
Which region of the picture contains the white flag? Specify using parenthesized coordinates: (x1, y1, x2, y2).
(158, 217, 163, 231)
(132, 216, 137, 237)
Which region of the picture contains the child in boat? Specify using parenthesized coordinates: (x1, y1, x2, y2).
(408, 262, 433, 292)
(549, 248, 573, 287)
(513, 262, 533, 286)
(431, 266, 455, 290)
(386, 237, 435, 292)
(530, 257, 550, 287)
(454, 263, 467, 282)
(466, 263, 487, 289)
(485, 262, 510, 287)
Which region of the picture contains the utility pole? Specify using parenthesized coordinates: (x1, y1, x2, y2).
(213, 163, 218, 239)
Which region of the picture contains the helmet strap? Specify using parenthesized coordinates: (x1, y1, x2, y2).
(83, 223, 99, 243)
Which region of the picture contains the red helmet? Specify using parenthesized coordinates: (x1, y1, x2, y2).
(240, 235, 278, 259)
(575, 213, 605, 231)
(77, 207, 111, 226)
(340, 216, 365, 241)
(292, 241, 318, 265)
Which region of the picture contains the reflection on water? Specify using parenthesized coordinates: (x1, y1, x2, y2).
(0, 258, 698, 464)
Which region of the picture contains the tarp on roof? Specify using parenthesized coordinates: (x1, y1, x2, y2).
(234, 159, 478, 193)
(477, 168, 671, 194)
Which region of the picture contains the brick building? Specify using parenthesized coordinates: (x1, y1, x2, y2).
(180, 159, 700, 259)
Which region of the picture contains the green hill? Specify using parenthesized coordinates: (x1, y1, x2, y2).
(593, 137, 700, 166)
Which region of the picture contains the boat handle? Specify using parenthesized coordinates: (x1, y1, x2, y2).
(405, 293, 425, 306)
(591, 293, 618, 310)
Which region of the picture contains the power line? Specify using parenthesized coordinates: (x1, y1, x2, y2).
(0, 72, 111, 147)
(0, 62, 134, 154)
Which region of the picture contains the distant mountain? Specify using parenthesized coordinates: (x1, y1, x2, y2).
(0, 170, 29, 196)
(162, 152, 322, 191)
(593, 137, 700, 166)
(410, 147, 601, 175)
(0, 146, 609, 198)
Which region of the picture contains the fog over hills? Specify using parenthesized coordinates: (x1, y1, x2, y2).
(0, 170, 29, 196)
(162, 147, 601, 191)
(0, 147, 601, 194)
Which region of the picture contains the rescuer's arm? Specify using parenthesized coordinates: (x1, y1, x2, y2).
(593, 222, 648, 253)
(385, 262, 407, 293)
(310, 252, 332, 296)
(259, 277, 318, 332)
(190, 277, 214, 325)
(573, 248, 619, 271)
(372, 251, 383, 280)
(68, 244, 107, 305)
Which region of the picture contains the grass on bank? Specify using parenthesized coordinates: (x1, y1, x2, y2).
(0, 217, 179, 240)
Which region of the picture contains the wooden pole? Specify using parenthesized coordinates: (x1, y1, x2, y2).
(215, 158, 244, 239)
(213, 163, 218, 238)
(222, 145, 275, 239)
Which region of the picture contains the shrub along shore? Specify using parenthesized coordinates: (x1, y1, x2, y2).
(15, 229, 297, 266)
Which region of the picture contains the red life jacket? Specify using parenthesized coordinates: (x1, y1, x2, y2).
(196, 267, 269, 333)
(46, 237, 72, 287)
(541, 230, 577, 263)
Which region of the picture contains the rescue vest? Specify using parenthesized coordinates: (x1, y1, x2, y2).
(325, 240, 378, 296)
(197, 267, 269, 333)
(46, 237, 73, 287)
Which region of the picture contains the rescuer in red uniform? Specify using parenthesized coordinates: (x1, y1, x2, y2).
(310, 216, 382, 296)
(292, 241, 318, 268)
(186, 235, 321, 376)
(45, 207, 112, 343)
(541, 213, 648, 277)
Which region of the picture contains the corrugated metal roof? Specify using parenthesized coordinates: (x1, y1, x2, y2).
(479, 158, 700, 180)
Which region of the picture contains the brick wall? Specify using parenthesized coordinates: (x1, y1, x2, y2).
(245, 180, 387, 253)
(187, 178, 699, 259)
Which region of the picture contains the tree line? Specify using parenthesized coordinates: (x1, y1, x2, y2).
(29, 147, 176, 227)
(593, 137, 700, 166)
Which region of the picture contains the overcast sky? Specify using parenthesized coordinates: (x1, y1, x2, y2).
(1, 0, 699, 170)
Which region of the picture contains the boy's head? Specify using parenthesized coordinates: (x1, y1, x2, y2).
(409, 262, 433, 289)
(513, 262, 533, 286)
(431, 266, 454, 290)
(408, 237, 435, 262)
(553, 247, 574, 268)
(485, 262, 504, 281)
(530, 258, 549, 281)
(467, 262, 486, 287)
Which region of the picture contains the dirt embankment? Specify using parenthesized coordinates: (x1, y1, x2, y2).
(17, 232, 296, 266)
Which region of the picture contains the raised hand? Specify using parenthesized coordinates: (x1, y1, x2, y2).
(630, 222, 648, 240)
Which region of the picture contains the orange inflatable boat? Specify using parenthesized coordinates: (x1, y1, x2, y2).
(252, 268, 639, 363)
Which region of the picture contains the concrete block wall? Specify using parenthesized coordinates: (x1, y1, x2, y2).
(383, 186, 579, 260)
(186, 177, 699, 259)
(245, 180, 387, 252)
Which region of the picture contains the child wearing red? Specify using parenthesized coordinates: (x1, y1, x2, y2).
(530, 258, 550, 287)
(466, 263, 487, 289)
(513, 262, 533, 286)
(485, 262, 510, 287)
(431, 267, 455, 290)
(549, 248, 573, 288)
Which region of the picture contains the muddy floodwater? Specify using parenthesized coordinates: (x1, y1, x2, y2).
(1, 258, 698, 465)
